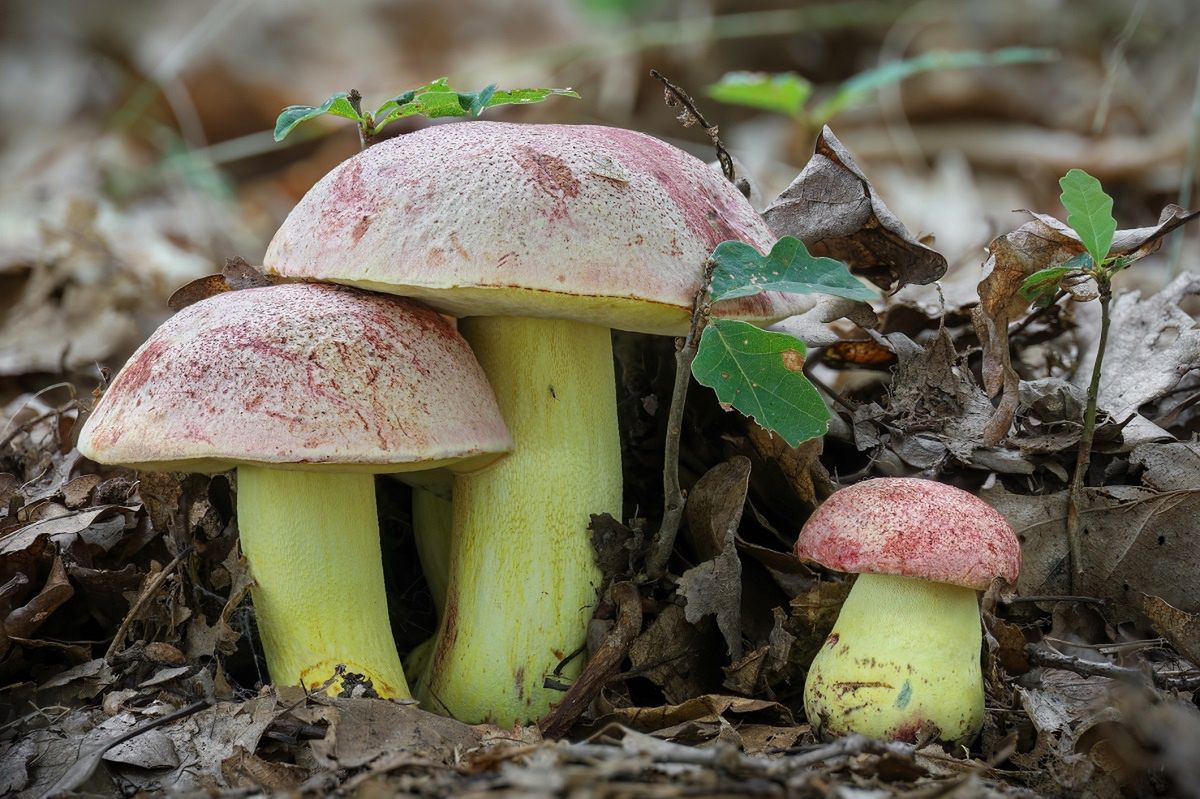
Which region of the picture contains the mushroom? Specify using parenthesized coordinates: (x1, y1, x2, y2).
(794, 478, 1020, 744)
(78, 283, 510, 697)
(263, 121, 817, 723)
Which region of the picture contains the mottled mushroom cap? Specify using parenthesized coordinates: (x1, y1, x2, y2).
(78, 283, 512, 474)
(794, 478, 1020, 590)
(264, 122, 815, 335)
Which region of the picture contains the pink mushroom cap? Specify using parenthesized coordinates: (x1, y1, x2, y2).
(794, 478, 1020, 591)
(78, 283, 512, 473)
(263, 121, 816, 335)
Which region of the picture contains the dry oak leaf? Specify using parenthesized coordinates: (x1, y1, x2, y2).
(762, 126, 947, 292)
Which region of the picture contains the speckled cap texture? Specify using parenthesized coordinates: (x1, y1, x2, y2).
(263, 122, 816, 335)
(78, 283, 512, 473)
(794, 478, 1020, 590)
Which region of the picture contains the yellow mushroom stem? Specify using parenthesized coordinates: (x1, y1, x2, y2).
(418, 316, 622, 725)
(236, 466, 410, 698)
(405, 488, 452, 689)
(412, 488, 453, 616)
(803, 573, 983, 744)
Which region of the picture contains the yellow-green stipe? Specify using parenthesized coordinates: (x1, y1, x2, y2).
(419, 317, 622, 724)
(237, 466, 410, 698)
(406, 488, 452, 692)
(412, 488, 453, 616)
(803, 573, 984, 744)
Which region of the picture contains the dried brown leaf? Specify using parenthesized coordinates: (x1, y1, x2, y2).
(304, 698, 478, 770)
(220, 745, 308, 791)
(763, 127, 947, 292)
(985, 445, 1200, 618)
(595, 693, 791, 732)
(167, 256, 274, 312)
(679, 458, 750, 659)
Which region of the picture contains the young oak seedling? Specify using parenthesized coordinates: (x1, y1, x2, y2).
(273, 78, 578, 146)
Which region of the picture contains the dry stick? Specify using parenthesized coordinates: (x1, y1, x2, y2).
(648, 69, 744, 194)
(644, 258, 717, 580)
(1026, 644, 1200, 693)
(1064, 283, 1112, 589)
(560, 732, 913, 778)
(45, 699, 211, 796)
(105, 546, 193, 661)
(539, 582, 643, 738)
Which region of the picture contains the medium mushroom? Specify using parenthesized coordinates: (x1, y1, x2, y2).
(77, 283, 510, 697)
(263, 121, 817, 724)
(794, 477, 1020, 744)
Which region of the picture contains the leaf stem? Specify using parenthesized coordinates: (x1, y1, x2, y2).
(644, 258, 717, 580)
(1065, 274, 1112, 588)
(347, 89, 375, 150)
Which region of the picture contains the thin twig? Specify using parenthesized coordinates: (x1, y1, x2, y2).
(644, 258, 717, 580)
(105, 546, 193, 661)
(347, 89, 372, 150)
(560, 732, 913, 778)
(45, 699, 211, 796)
(1026, 644, 1200, 693)
(1168, 56, 1200, 277)
(539, 582, 643, 738)
(1064, 282, 1112, 588)
(648, 69, 746, 195)
(1002, 594, 1107, 606)
(804, 350, 859, 413)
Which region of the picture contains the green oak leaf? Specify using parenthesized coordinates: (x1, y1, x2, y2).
(1019, 253, 1091, 307)
(691, 319, 829, 447)
(372, 79, 578, 133)
(1059, 168, 1116, 268)
(484, 86, 580, 108)
(707, 72, 813, 117)
(273, 92, 363, 142)
(709, 237, 876, 303)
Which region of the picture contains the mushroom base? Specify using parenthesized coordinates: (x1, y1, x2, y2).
(236, 466, 410, 698)
(803, 573, 983, 744)
(418, 316, 622, 725)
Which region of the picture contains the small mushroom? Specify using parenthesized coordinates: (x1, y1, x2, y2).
(264, 122, 818, 723)
(78, 283, 510, 697)
(794, 477, 1020, 744)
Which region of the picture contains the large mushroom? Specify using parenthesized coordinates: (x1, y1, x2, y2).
(78, 283, 510, 697)
(794, 478, 1020, 744)
(263, 121, 817, 724)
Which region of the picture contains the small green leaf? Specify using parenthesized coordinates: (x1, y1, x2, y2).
(273, 92, 362, 142)
(483, 86, 580, 108)
(812, 47, 1056, 122)
(468, 84, 499, 117)
(709, 237, 876, 303)
(707, 72, 813, 117)
(1059, 168, 1116, 268)
(691, 320, 829, 447)
(368, 80, 579, 135)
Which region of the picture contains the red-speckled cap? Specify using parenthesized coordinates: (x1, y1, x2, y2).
(263, 122, 816, 335)
(77, 283, 512, 474)
(794, 478, 1020, 590)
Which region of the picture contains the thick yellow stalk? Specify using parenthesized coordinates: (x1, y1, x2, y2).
(419, 317, 622, 724)
(412, 488, 453, 616)
(236, 466, 410, 698)
(804, 573, 983, 744)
